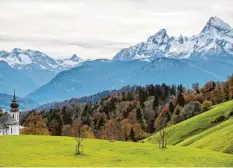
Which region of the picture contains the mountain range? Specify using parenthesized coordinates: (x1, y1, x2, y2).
(0, 49, 83, 96)
(27, 17, 233, 104)
(1, 16, 233, 106)
(113, 17, 233, 61)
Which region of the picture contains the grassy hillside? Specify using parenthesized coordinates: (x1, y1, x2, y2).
(0, 135, 233, 167)
(178, 118, 233, 154)
(144, 101, 233, 144)
(143, 100, 233, 154)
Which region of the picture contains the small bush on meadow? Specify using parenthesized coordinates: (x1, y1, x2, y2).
(212, 115, 226, 124)
(202, 101, 212, 112)
(228, 110, 233, 118)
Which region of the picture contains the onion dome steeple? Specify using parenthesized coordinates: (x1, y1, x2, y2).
(10, 89, 19, 110)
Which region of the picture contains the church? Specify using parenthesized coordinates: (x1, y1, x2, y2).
(0, 91, 21, 135)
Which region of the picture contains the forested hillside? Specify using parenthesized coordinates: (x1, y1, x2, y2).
(20, 75, 233, 142)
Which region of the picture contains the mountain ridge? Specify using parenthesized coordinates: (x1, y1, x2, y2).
(0, 48, 84, 86)
(113, 16, 233, 61)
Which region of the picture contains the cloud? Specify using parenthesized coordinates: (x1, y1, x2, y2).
(0, 0, 232, 59)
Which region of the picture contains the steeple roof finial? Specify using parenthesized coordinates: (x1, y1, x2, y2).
(10, 89, 19, 109)
(12, 89, 16, 102)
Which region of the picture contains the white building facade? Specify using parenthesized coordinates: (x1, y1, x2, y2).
(0, 91, 20, 135)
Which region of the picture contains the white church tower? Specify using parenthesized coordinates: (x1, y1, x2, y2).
(10, 90, 19, 123)
(0, 90, 20, 135)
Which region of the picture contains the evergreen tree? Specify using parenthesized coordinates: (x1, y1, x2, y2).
(48, 110, 63, 136)
(121, 92, 126, 101)
(153, 95, 159, 110)
(130, 128, 135, 142)
(177, 84, 184, 93)
(136, 108, 142, 122)
(138, 87, 146, 108)
(127, 92, 134, 101)
(177, 93, 185, 107)
(147, 85, 155, 96)
(168, 101, 175, 113)
(62, 106, 73, 125)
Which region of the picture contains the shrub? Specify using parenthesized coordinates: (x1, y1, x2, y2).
(183, 101, 202, 118)
(213, 115, 226, 123)
(171, 115, 180, 124)
(174, 105, 183, 115)
(202, 100, 212, 112)
(228, 111, 233, 118)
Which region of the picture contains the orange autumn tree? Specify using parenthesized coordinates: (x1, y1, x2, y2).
(22, 113, 49, 135)
(101, 119, 118, 141)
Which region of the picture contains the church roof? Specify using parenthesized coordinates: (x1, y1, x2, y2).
(0, 112, 18, 125)
(0, 122, 8, 129)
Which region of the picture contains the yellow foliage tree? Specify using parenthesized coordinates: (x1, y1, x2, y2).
(22, 113, 49, 135)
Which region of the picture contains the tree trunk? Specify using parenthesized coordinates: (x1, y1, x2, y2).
(76, 142, 81, 155)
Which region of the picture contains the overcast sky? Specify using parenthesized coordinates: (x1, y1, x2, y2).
(0, 0, 233, 60)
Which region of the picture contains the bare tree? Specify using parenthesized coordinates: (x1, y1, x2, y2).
(72, 118, 86, 155)
(158, 118, 167, 149)
(158, 127, 166, 148)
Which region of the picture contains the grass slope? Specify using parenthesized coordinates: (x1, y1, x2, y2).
(178, 118, 233, 154)
(0, 135, 233, 167)
(144, 101, 233, 146)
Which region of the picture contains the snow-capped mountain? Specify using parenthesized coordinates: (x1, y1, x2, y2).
(57, 54, 83, 69)
(0, 48, 83, 86)
(113, 17, 233, 61)
(0, 48, 59, 70)
(27, 17, 233, 104)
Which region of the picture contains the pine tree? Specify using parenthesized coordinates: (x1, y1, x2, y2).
(62, 106, 72, 125)
(127, 92, 134, 101)
(130, 128, 135, 142)
(168, 101, 175, 113)
(177, 93, 185, 107)
(136, 108, 142, 122)
(48, 110, 63, 136)
(153, 95, 159, 110)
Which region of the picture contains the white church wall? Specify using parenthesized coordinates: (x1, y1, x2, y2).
(0, 129, 3, 135)
(12, 124, 19, 135)
(7, 125, 19, 135)
(0, 128, 7, 136)
(0, 125, 19, 136)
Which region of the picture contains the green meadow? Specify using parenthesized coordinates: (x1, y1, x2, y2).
(0, 101, 233, 167)
(0, 135, 233, 167)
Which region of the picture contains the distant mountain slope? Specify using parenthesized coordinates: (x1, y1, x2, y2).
(113, 17, 233, 61)
(38, 85, 138, 110)
(143, 100, 233, 154)
(0, 49, 83, 86)
(0, 61, 37, 96)
(27, 59, 148, 104)
(27, 57, 233, 104)
(0, 93, 39, 111)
